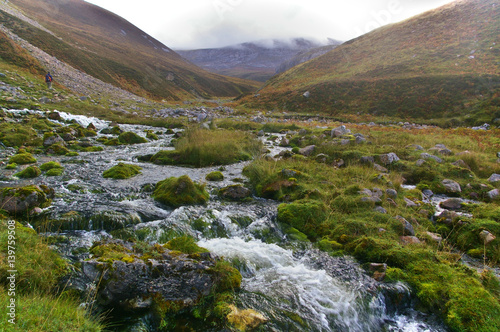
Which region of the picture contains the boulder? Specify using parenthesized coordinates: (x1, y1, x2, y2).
(360, 156, 375, 164)
(43, 134, 65, 147)
(299, 145, 316, 157)
(395, 216, 415, 236)
(331, 125, 350, 138)
(488, 174, 500, 183)
(219, 185, 252, 201)
(373, 163, 388, 173)
(440, 198, 463, 210)
(400, 236, 421, 245)
(487, 189, 499, 200)
(0, 185, 54, 215)
(279, 137, 290, 147)
(441, 179, 461, 193)
(420, 153, 443, 163)
(386, 189, 398, 198)
(379, 153, 400, 166)
(374, 206, 387, 214)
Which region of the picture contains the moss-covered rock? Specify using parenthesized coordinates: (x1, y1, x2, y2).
(206, 171, 224, 182)
(40, 161, 63, 172)
(153, 175, 209, 208)
(15, 166, 42, 178)
(118, 131, 148, 144)
(8, 152, 36, 165)
(0, 122, 42, 147)
(164, 236, 209, 255)
(103, 163, 142, 179)
(0, 185, 54, 215)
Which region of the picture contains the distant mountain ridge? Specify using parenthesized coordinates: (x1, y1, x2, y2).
(0, 0, 259, 100)
(239, 0, 500, 125)
(177, 38, 342, 82)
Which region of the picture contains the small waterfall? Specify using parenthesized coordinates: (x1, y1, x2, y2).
(199, 238, 447, 332)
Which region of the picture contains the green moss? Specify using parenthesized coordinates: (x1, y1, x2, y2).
(0, 122, 42, 147)
(277, 199, 328, 239)
(15, 166, 41, 178)
(146, 130, 159, 140)
(5, 163, 17, 169)
(164, 235, 209, 255)
(102, 163, 142, 179)
(38, 161, 59, 171)
(89, 242, 135, 264)
(118, 131, 148, 144)
(40, 161, 63, 172)
(209, 261, 242, 292)
(46, 143, 70, 155)
(153, 175, 209, 208)
(206, 171, 225, 182)
(8, 152, 36, 164)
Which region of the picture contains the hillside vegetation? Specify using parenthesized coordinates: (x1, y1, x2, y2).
(239, 0, 500, 125)
(1, 0, 259, 100)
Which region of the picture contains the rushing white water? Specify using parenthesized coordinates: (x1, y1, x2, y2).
(200, 238, 383, 332)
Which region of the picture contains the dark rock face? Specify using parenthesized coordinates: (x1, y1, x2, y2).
(66, 251, 218, 312)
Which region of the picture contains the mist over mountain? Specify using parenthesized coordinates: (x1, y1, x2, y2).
(239, 0, 500, 125)
(177, 38, 342, 82)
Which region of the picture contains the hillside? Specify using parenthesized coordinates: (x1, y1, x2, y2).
(239, 0, 500, 125)
(177, 38, 341, 82)
(0, 0, 259, 100)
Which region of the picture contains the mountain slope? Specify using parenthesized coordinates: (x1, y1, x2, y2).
(240, 0, 500, 124)
(177, 38, 341, 82)
(1, 0, 259, 100)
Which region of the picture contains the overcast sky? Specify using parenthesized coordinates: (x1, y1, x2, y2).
(84, 0, 456, 49)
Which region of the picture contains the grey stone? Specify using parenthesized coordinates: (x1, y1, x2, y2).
(396, 216, 415, 236)
(43, 134, 65, 147)
(303, 91, 311, 98)
(404, 197, 418, 208)
(279, 137, 290, 147)
(400, 236, 421, 245)
(379, 153, 399, 166)
(440, 198, 463, 210)
(257, 130, 265, 137)
(416, 159, 426, 166)
(299, 145, 316, 157)
(452, 159, 470, 169)
(488, 174, 500, 183)
(299, 129, 308, 135)
(422, 189, 434, 198)
(441, 179, 461, 193)
(386, 189, 398, 198)
(331, 125, 351, 138)
(355, 136, 367, 144)
(487, 189, 499, 200)
(340, 139, 351, 145)
(373, 163, 388, 173)
(374, 206, 387, 214)
(480, 230, 496, 244)
(420, 153, 443, 163)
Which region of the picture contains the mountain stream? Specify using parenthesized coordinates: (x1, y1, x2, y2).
(1, 109, 449, 331)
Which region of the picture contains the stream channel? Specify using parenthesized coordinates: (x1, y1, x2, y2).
(1, 109, 449, 331)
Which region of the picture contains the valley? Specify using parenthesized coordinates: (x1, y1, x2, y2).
(0, 0, 499, 331)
